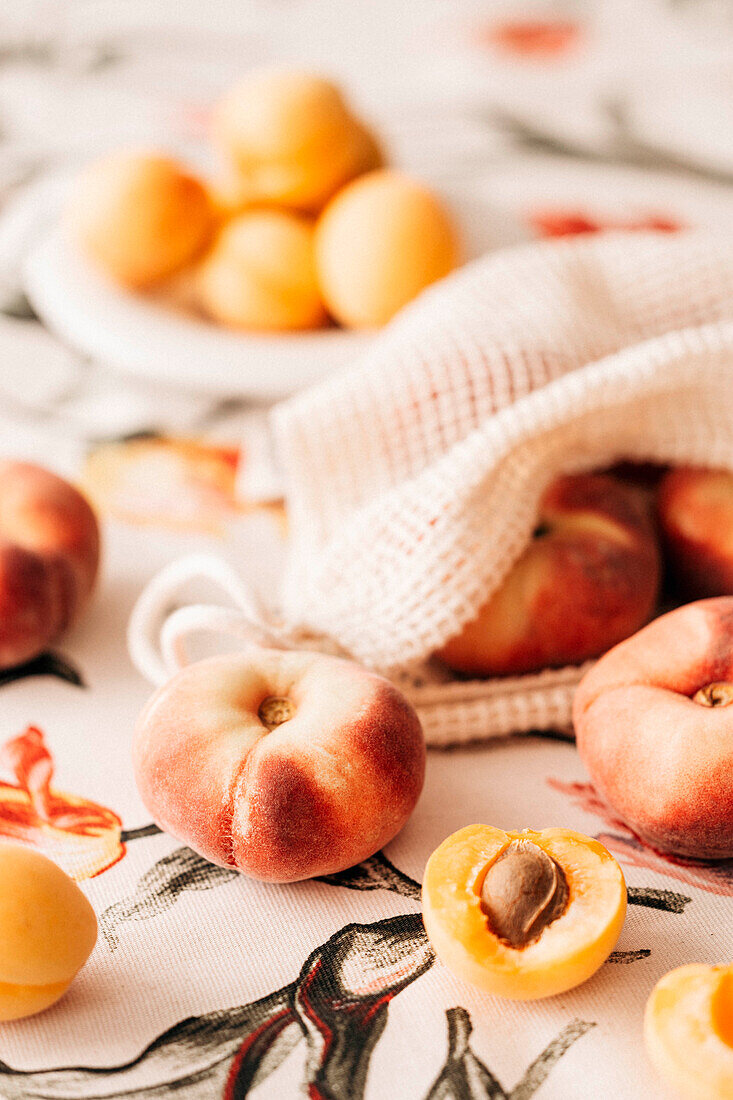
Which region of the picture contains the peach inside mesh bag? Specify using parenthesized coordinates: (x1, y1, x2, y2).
(128, 232, 733, 747)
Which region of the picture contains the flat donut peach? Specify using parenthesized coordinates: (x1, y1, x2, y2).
(132, 649, 426, 882)
(0, 462, 100, 669)
(658, 467, 733, 598)
(573, 597, 733, 859)
(438, 473, 661, 677)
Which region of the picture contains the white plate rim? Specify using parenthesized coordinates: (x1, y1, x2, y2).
(23, 227, 374, 401)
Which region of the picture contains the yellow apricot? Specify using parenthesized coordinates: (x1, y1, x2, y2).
(644, 963, 733, 1099)
(422, 824, 626, 1000)
(211, 69, 376, 213)
(349, 120, 384, 177)
(0, 844, 97, 1021)
(197, 210, 327, 332)
(68, 151, 214, 288)
(714, 969, 733, 1049)
(315, 170, 458, 328)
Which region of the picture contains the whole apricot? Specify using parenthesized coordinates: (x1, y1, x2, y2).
(211, 69, 377, 212)
(315, 170, 458, 328)
(644, 963, 733, 1099)
(68, 151, 214, 288)
(197, 210, 327, 332)
(422, 825, 626, 1000)
(0, 844, 97, 1020)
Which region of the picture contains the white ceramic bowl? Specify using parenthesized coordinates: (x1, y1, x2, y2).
(23, 187, 512, 401)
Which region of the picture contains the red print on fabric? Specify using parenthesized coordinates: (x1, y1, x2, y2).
(0, 725, 125, 880)
(549, 777, 733, 898)
(529, 211, 683, 239)
(482, 21, 581, 58)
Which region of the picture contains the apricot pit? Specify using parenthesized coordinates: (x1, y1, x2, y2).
(480, 840, 569, 948)
(422, 825, 626, 1000)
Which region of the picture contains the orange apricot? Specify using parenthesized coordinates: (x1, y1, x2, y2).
(422, 825, 626, 1000)
(197, 210, 327, 332)
(0, 844, 97, 1020)
(211, 69, 378, 213)
(644, 963, 733, 1099)
(315, 170, 458, 328)
(68, 152, 214, 288)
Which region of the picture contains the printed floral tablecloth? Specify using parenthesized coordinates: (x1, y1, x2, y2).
(0, 2, 731, 1098)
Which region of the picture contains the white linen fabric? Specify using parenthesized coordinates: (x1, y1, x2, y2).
(271, 231, 733, 742)
(0, 4, 732, 1099)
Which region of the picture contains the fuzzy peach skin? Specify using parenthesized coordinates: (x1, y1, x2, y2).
(438, 473, 661, 677)
(0, 462, 100, 669)
(132, 649, 426, 882)
(573, 597, 733, 859)
(422, 825, 626, 1000)
(644, 963, 733, 1099)
(0, 844, 97, 1021)
(658, 467, 733, 598)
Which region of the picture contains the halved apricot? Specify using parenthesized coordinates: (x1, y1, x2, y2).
(422, 825, 626, 1000)
(644, 963, 733, 1099)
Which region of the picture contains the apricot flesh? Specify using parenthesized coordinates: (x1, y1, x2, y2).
(0, 844, 97, 1020)
(422, 825, 626, 1000)
(644, 963, 733, 1099)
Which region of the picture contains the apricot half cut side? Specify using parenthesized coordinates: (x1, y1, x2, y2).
(422, 825, 626, 1000)
(644, 964, 733, 1099)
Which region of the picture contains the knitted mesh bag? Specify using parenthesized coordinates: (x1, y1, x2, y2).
(270, 231, 733, 744)
(129, 232, 733, 747)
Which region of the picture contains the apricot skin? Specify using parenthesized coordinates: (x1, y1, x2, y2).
(0, 844, 97, 1021)
(211, 70, 380, 213)
(197, 210, 326, 332)
(315, 170, 458, 328)
(422, 825, 626, 1001)
(644, 964, 733, 1099)
(68, 151, 214, 288)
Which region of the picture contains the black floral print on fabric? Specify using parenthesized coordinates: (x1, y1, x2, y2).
(0, 914, 432, 1099)
(426, 1007, 595, 1099)
(0, 651, 85, 688)
(100, 841, 692, 958)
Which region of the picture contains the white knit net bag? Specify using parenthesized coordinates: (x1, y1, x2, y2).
(269, 231, 733, 744)
(129, 231, 733, 747)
